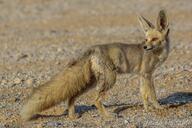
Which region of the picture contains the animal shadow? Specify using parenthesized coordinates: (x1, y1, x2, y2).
(33, 92, 192, 119)
(114, 92, 192, 114)
(74, 105, 96, 115)
(33, 105, 96, 120)
(159, 92, 192, 107)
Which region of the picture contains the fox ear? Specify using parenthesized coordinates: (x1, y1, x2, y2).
(156, 10, 169, 31)
(164, 28, 170, 37)
(137, 15, 154, 33)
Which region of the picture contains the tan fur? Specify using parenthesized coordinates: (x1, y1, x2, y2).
(20, 56, 93, 121)
(89, 10, 169, 110)
(21, 10, 170, 121)
(20, 50, 116, 121)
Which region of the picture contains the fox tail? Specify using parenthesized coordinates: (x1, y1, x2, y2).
(20, 57, 92, 121)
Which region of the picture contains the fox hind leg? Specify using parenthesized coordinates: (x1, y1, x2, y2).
(94, 91, 112, 118)
(68, 97, 79, 120)
(91, 54, 117, 118)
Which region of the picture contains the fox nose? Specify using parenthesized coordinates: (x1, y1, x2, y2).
(143, 46, 147, 49)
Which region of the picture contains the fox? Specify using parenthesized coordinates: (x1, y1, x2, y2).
(20, 10, 170, 121)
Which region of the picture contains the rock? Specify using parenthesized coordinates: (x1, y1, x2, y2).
(55, 61, 60, 65)
(129, 124, 138, 128)
(45, 122, 62, 127)
(57, 48, 63, 53)
(16, 53, 28, 61)
(25, 78, 34, 86)
(14, 97, 20, 102)
(124, 119, 129, 124)
(13, 78, 22, 84)
(1, 79, 7, 86)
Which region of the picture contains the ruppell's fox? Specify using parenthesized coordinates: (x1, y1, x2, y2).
(21, 10, 170, 121)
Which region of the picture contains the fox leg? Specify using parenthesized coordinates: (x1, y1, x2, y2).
(94, 72, 116, 118)
(149, 78, 163, 109)
(94, 91, 112, 118)
(140, 74, 162, 110)
(68, 97, 79, 120)
(90, 54, 116, 118)
(94, 74, 110, 118)
(140, 75, 150, 110)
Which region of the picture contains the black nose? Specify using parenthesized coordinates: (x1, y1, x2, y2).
(143, 46, 147, 49)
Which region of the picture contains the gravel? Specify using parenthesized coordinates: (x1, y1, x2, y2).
(0, 0, 192, 127)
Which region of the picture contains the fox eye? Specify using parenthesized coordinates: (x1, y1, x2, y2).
(151, 38, 158, 41)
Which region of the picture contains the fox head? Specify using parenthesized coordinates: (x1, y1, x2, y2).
(138, 10, 169, 51)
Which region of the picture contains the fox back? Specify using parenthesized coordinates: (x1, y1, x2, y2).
(90, 10, 170, 75)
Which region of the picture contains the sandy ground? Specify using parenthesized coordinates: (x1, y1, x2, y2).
(0, 0, 192, 127)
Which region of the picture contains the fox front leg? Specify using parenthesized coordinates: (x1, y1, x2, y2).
(149, 77, 163, 109)
(140, 74, 163, 110)
(140, 75, 150, 111)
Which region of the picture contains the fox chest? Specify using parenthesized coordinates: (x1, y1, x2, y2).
(141, 51, 168, 73)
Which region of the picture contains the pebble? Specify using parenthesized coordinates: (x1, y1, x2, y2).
(45, 122, 62, 127)
(14, 97, 20, 102)
(16, 53, 28, 61)
(0, 1, 191, 128)
(25, 78, 34, 86)
(13, 78, 22, 84)
(57, 48, 63, 53)
(55, 61, 61, 65)
(124, 119, 129, 124)
(1, 79, 7, 85)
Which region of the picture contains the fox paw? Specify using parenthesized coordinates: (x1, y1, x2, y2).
(69, 114, 80, 120)
(153, 103, 164, 110)
(103, 113, 117, 120)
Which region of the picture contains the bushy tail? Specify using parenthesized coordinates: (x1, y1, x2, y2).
(20, 58, 92, 121)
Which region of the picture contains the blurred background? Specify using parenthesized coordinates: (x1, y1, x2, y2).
(0, 0, 192, 127)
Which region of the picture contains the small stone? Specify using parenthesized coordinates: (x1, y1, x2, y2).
(55, 61, 60, 65)
(124, 120, 129, 124)
(15, 97, 20, 102)
(14, 78, 22, 84)
(57, 48, 62, 52)
(1, 79, 7, 85)
(129, 124, 138, 128)
(25, 79, 34, 86)
(46, 122, 62, 127)
(17, 53, 28, 61)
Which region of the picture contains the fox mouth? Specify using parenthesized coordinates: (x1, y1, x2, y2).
(143, 45, 153, 51)
(146, 47, 153, 50)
